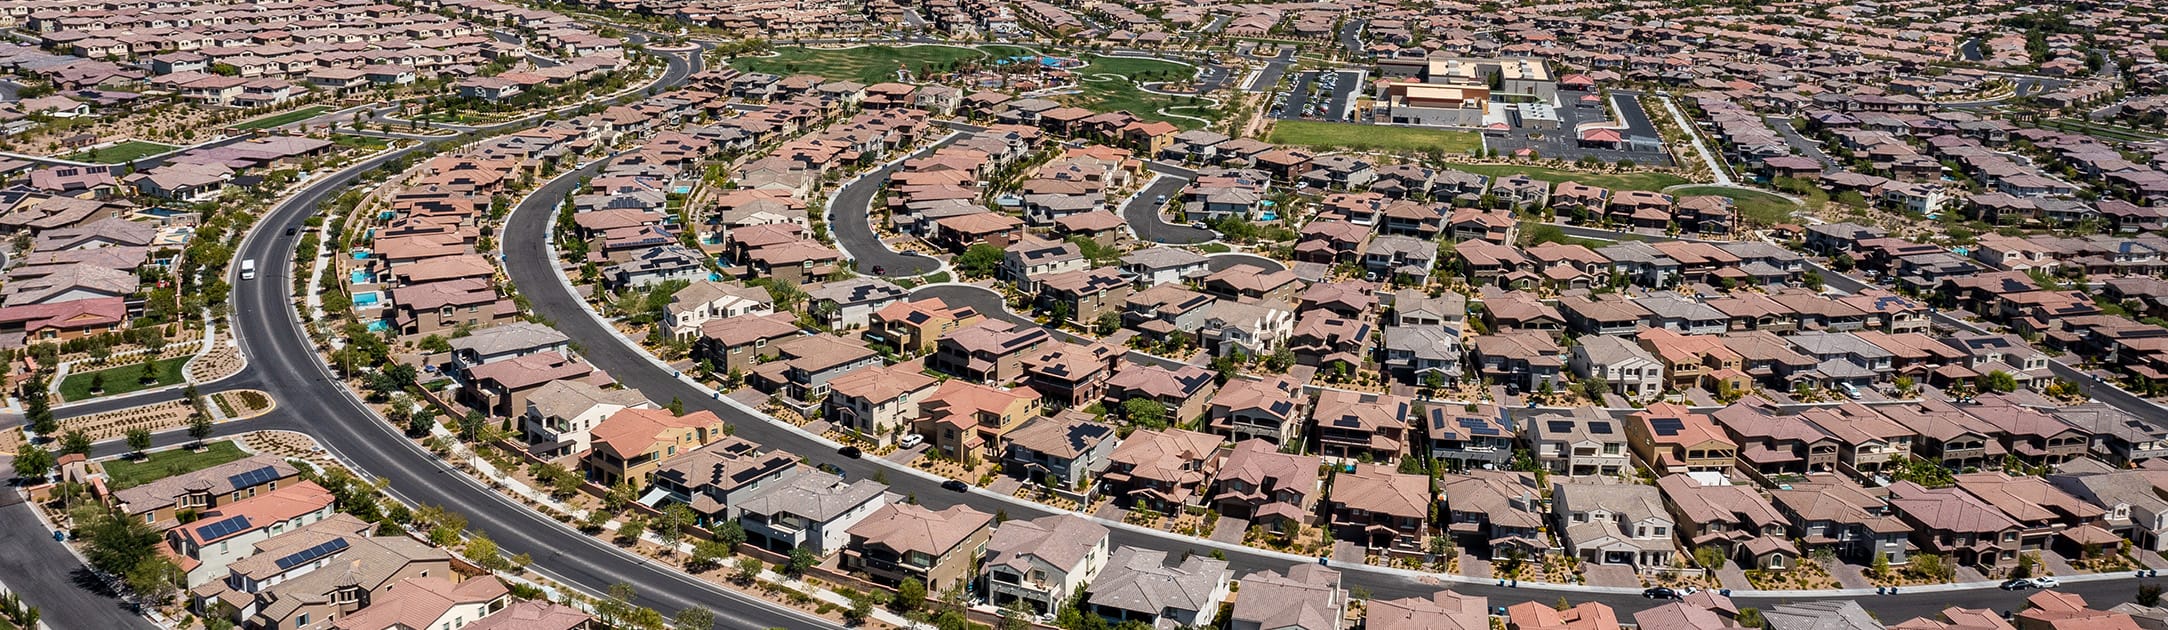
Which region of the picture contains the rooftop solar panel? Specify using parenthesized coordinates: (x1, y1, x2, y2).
(1588, 421, 1613, 434)
(273, 538, 351, 571)
(194, 515, 253, 540)
(226, 466, 280, 489)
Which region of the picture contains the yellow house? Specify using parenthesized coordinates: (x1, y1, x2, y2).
(583, 407, 730, 486)
(916, 380, 1042, 463)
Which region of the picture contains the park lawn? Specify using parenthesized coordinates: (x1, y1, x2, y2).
(730, 45, 988, 85)
(1672, 186, 1801, 227)
(1452, 164, 1688, 192)
(59, 356, 192, 402)
(103, 441, 248, 490)
(1080, 55, 1191, 82)
(234, 105, 329, 130)
(1268, 119, 1482, 154)
(68, 140, 176, 164)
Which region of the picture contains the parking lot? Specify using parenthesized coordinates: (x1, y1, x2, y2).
(1270, 70, 1364, 122)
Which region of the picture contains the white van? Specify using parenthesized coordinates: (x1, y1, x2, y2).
(240, 259, 257, 281)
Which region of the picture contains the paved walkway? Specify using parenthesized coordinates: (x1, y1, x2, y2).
(883, 444, 928, 465)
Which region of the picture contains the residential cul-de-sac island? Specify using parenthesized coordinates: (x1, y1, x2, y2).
(6, 0, 2168, 629)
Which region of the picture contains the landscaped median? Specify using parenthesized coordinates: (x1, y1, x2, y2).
(1267, 118, 1484, 154)
(57, 356, 190, 402)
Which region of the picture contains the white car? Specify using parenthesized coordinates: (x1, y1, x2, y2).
(2032, 576, 2060, 588)
(897, 434, 925, 449)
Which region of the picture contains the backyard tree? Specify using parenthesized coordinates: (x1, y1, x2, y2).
(1122, 398, 1168, 430)
(955, 244, 1005, 278)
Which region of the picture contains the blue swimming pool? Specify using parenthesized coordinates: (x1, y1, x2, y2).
(351, 249, 370, 260)
(350, 270, 373, 284)
(1259, 210, 1278, 221)
(366, 320, 390, 333)
(353, 291, 381, 307)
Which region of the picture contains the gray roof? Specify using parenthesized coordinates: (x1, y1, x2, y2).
(808, 277, 907, 305)
(525, 379, 650, 420)
(1573, 335, 1657, 367)
(449, 322, 569, 357)
(1636, 295, 1728, 322)
(983, 514, 1108, 575)
(1764, 601, 1882, 630)
(731, 468, 889, 522)
(1383, 326, 1460, 360)
(1122, 247, 1210, 271)
(1788, 331, 1894, 360)
(1087, 547, 1230, 619)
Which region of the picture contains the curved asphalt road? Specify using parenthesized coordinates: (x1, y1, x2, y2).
(1121, 164, 1215, 244)
(826, 135, 948, 278)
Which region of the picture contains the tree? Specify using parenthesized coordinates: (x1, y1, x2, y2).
(688, 539, 731, 573)
(1870, 551, 1891, 579)
(125, 428, 152, 456)
(955, 244, 1005, 278)
(2140, 583, 2163, 607)
(1693, 545, 1726, 570)
(1737, 608, 1766, 629)
(12, 443, 54, 481)
(1983, 370, 2019, 393)
(653, 503, 695, 552)
(23, 382, 54, 436)
(1576, 376, 1609, 402)
(2011, 551, 2036, 579)
(60, 430, 92, 456)
(846, 595, 875, 625)
(892, 577, 926, 613)
(786, 546, 818, 576)
(1121, 398, 1168, 429)
(674, 606, 716, 630)
(188, 412, 213, 443)
(466, 532, 512, 573)
(732, 556, 762, 584)
(712, 519, 747, 549)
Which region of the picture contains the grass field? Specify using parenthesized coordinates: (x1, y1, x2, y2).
(1268, 120, 1483, 154)
(1057, 55, 1210, 130)
(1452, 164, 1689, 192)
(234, 105, 329, 130)
(60, 356, 192, 402)
(730, 45, 988, 85)
(103, 441, 249, 490)
(1672, 186, 1801, 227)
(68, 140, 176, 164)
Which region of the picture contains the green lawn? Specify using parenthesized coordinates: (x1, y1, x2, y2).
(1672, 186, 1801, 227)
(1452, 164, 1689, 192)
(1268, 119, 1482, 154)
(1057, 55, 1211, 130)
(59, 356, 191, 402)
(68, 140, 176, 164)
(331, 134, 391, 151)
(102, 441, 249, 490)
(233, 105, 329, 130)
(730, 45, 989, 84)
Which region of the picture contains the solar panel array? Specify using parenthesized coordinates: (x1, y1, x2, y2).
(1458, 417, 1500, 436)
(1650, 417, 1686, 437)
(1588, 421, 1613, 434)
(194, 515, 253, 540)
(1546, 420, 1575, 434)
(227, 466, 280, 489)
(273, 538, 351, 571)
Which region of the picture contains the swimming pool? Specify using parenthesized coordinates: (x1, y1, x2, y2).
(351, 249, 371, 260)
(350, 270, 373, 284)
(366, 320, 390, 333)
(353, 291, 381, 307)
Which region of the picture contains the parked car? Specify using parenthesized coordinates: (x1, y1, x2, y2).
(941, 480, 970, 493)
(2032, 576, 2060, 588)
(1999, 578, 2038, 590)
(836, 445, 862, 459)
(897, 434, 925, 448)
(1642, 587, 1680, 599)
